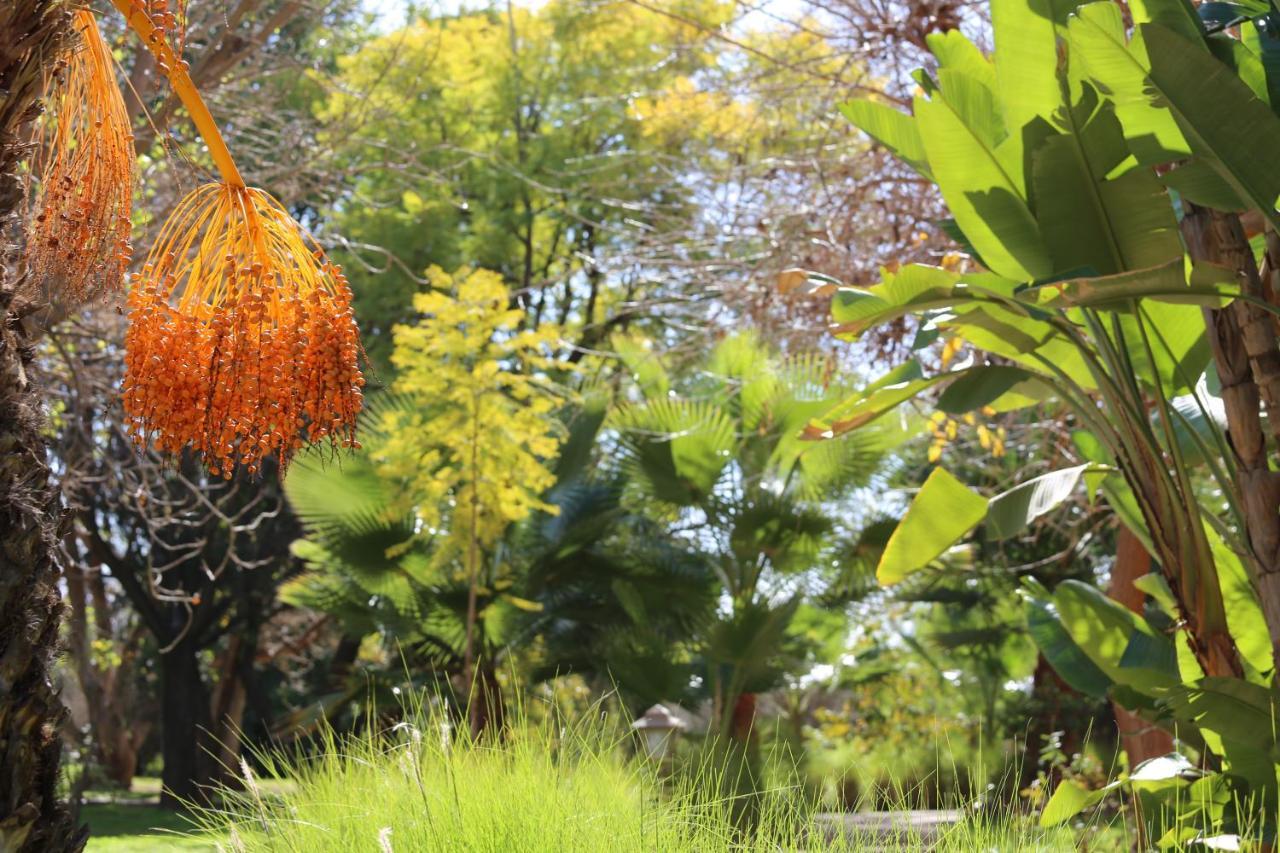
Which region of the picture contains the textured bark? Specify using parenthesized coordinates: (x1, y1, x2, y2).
(1108, 528, 1175, 766)
(158, 637, 210, 810)
(0, 0, 85, 849)
(1182, 204, 1280, 665)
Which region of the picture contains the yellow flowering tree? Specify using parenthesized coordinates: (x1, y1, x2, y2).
(379, 265, 568, 729)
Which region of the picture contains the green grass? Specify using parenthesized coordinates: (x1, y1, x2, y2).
(183, 705, 1115, 852)
(68, 720, 1129, 851)
(79, 776, 225, 851)
(81, 802, 212, 851)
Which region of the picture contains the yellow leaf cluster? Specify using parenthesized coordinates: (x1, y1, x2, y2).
(631, 76, 755, 146)
(379, 266, 569, 568)
(927, 408, 1006, 463)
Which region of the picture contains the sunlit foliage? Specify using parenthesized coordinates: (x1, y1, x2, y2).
(380, 265, 569, 565)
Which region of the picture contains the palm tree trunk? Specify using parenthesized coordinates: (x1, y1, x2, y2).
(0, 1, 85, 849)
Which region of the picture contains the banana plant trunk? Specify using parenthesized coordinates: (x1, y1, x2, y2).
(1182, 203, 1280, 667)
(0, 0, 85, 849)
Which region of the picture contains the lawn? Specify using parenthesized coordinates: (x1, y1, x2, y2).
(81, 778, 218, 852)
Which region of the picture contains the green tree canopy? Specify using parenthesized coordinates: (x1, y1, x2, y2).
(320, 0, 735, 369)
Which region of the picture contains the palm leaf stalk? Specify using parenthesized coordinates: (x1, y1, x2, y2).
(111, 0, 364, 476)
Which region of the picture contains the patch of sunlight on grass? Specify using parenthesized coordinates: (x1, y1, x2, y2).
(82, 802, 220, 851)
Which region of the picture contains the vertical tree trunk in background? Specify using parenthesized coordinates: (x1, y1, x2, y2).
(328, 634, 361, 689)
(723, 691, 763, 831)
(1019, 656, 1085, 793)
(86, 570, 148, 790)
(209, 634, 253, 788)
(1108, 528, 1175, 766)
(66, 562, 142, 789)
(1182, 203, 1280, 666)
(730, 692, 757, 745)
(0, 0, 85, 849)
(468, 663, 505, 738)
(158, 637, 210, 809)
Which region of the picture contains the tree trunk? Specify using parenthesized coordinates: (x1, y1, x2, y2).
(730, 691, 757, 744)
(1182, 203, 1280, 664)
(328, 634, 361, 689)
(208, 635, 252, 788)
(88, 578, 148, 790)
(468, 662, 505, 739)
(0, 0, 84, 849)
(723, 692, 762, 833)
(1019, 655, 1080, 793)
(158, 638, 210, 810)
(1108, 527, 1175, 766)
(65, 563, 144, 789)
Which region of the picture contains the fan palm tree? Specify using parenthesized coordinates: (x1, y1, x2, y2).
(609, 332, 916, 749)
(279, 398, 476, 730)
(0, 1, 86, 849)
(280, 395, 719, 730)
(511, 476, 719, 712)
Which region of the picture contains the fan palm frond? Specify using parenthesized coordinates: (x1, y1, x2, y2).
(730, 496, 831, 574)
(611, 398, 737, 506)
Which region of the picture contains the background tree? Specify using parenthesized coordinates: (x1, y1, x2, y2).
(278, 404, 721, 728)
(49, 307, 303, 806)
(314, 0, 950, 371)
(73, 460, 297, 808)
(318, 1, 737, 370)
(513, 472, 720, 711)
(377, 264, 569, 732)
(611, 332, 913, 747)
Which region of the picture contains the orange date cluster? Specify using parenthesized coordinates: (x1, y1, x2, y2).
(28, 10, 134, 302)
(122, 183, 364, 476)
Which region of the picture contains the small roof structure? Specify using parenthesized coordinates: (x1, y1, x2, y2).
(630, 704, 687, 731)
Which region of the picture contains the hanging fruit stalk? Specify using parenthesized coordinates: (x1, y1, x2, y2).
(109, 0, 239, 185)
(28, 10, 135, 301)
(144, 0, 187, 57)
(111, 0, 364, 476)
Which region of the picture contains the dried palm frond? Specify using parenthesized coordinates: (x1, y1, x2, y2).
(28, 9, 134, 302)
(122, 182, 364, 476)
